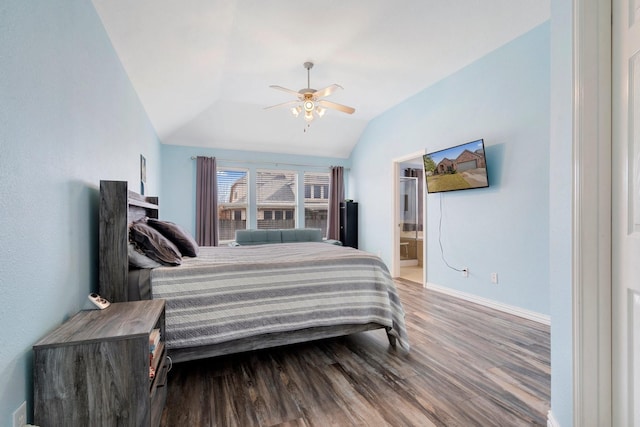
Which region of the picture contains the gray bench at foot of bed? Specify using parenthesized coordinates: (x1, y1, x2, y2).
(232, 228, 342, 246)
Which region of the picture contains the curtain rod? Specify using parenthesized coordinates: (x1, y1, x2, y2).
(190, 156, 348, 170)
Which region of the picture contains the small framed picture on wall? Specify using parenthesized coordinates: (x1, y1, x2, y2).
(140, 154, 146, 195)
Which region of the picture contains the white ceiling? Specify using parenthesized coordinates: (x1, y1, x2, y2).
(92, 1, 549, 159)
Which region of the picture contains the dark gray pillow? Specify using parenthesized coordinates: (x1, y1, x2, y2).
(130, 222, 182, 266)
(128, 243, 162, 269)
(147, 218, 200, 257)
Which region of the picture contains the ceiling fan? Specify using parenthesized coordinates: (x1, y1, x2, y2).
(265, 62, 355, 123)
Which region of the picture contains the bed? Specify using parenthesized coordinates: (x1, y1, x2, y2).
(98, 180, 409, 363)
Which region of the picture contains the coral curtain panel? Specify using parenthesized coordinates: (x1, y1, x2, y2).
(196, 156, 219, 246)
(326, 166, 344, 240)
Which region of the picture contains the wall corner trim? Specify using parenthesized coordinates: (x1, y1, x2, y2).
(547, 409, 560, 427)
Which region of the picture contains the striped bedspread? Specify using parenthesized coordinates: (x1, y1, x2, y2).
(150, 242, 409, 351)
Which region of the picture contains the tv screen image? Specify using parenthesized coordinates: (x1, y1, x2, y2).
(423, 139, 489, 193)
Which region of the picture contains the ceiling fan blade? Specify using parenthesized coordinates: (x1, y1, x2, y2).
(269, 85, 303, 98)
(312, 84, 343, 100)
(264, 100, 299, 110)
(318, 100, 355, 114)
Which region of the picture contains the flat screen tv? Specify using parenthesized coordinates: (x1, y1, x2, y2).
(423, 139, 489, 194)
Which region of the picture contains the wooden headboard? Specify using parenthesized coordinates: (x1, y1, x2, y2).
(99, 180, 158, 302)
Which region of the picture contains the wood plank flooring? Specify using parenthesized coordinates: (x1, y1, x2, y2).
(160, 278, 550, 426)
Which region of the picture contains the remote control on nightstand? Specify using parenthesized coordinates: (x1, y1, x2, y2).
(88, 293, 110, 310)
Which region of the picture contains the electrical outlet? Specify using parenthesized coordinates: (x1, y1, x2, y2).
(462, 268, 468, 278)
(13, 401, 26, 427)
(491, 272, 498, 284)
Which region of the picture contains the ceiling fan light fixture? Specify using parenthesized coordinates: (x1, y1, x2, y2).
(304, 110, 314, 122)
(303, 100, 315, 112)
(266, 61, 355, 125)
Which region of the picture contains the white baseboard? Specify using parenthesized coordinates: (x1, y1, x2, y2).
(547, 410, 560, 427)
(425, 282, 551, 325)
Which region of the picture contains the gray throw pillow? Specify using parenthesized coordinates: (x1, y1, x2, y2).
(130, 222, 182, 266)
(147, 218, 200, 257)
(128, 243, 162, 269)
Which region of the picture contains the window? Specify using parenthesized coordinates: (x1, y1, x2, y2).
(217, 168, 248, 243)
(257, 170, 296, 229)
(304, 172, 329, 236)
(217, 168, 332, 235)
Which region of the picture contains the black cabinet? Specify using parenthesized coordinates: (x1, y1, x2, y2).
(340, 201, 358, 248)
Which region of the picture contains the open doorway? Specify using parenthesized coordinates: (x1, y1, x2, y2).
(392, 151, 426, 286)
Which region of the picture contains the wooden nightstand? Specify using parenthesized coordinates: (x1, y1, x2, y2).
(33, 299, 167, 427)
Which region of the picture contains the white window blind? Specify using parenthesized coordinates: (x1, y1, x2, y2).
(217, 168, 248, 242)
(304, 172, 329, 236)
(256, 170, 297, 229)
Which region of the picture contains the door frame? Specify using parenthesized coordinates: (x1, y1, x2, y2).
(391, 150, 427, 282)
(571, 0, 612, 424)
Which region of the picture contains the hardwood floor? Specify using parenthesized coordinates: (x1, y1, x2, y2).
(400, 265, 423, 284)
(160, 279, 550, 426)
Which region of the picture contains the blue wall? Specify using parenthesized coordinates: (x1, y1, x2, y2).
(160, 145, 350, 234)
(350, 22, 551, 316)
(0, 1, 160, 424)
(549, 0, 574, 424)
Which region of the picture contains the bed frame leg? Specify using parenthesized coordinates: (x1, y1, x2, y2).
(385, 328, 397, 347)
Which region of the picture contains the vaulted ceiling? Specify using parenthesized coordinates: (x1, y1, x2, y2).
(92, 1, 550, 159)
